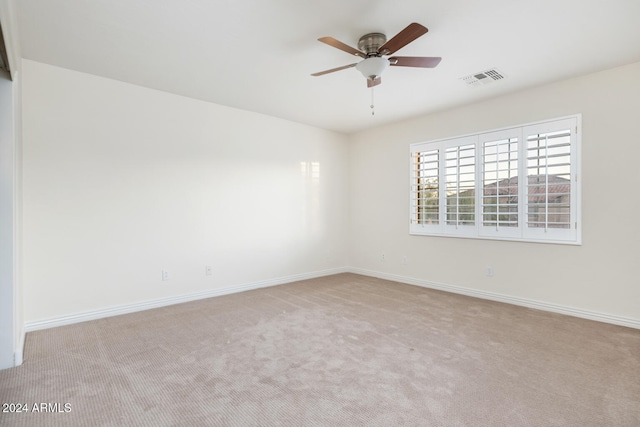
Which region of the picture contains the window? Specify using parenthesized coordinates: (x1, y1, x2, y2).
(445, 143, 475, 227)
(410, 116, 580, 244)
(414, 149, 439, 225)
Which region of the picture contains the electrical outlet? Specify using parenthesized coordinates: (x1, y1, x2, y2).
(486, 266, 494, 277)
(162, 270, 169, 281)
(402, 255, 408, 265)
(380, 253, 386, 262)
(205, 265, 213, 276)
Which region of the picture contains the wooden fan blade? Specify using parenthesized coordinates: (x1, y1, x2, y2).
(389, 56, 442, 68)
(318, 37, 366, 58)
(378, 23, 428, 55)
(367, 77, 381, 88)
(311, 63, 357, 77)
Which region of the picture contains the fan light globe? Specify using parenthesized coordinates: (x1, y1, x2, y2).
(356, 57, 389, 80)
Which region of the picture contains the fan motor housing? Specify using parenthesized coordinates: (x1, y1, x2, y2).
(357, 33, 387, 57)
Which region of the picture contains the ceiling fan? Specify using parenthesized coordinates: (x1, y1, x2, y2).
(311, 23, 441, 87)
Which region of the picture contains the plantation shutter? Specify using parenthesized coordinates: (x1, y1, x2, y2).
(523, 118, 577, 242)
(410, 115, 580, 244)
(444, 141, 476, 233)
(410, 147, 441, 233)
(479, 129, 521, 239)
(410, 136, 477, 236)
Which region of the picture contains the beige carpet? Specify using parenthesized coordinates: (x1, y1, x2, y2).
(1, 273, 639, 426)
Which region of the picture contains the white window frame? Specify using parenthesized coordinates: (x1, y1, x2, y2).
(409, 115, 581, 245)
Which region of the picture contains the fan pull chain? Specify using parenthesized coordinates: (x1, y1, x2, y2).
(370, 87, 375, 116)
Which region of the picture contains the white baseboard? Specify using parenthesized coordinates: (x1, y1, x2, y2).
(22, 266, 639, 333)
(24, 267, 349, 332)
(349, 267, 640, 330)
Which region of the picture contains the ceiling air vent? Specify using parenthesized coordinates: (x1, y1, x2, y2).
(461, 68, 505, 87)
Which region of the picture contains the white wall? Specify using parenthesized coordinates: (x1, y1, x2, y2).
(0, 70, 15, 368)
(0, 0, 22, 369)
(349, 61, 640, 323)
(22, 59, 349, 323)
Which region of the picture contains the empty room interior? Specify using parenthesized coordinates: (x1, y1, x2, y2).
(1, 0, 639, 426)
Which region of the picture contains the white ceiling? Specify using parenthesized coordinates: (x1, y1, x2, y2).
(16, 0, 640, 134)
